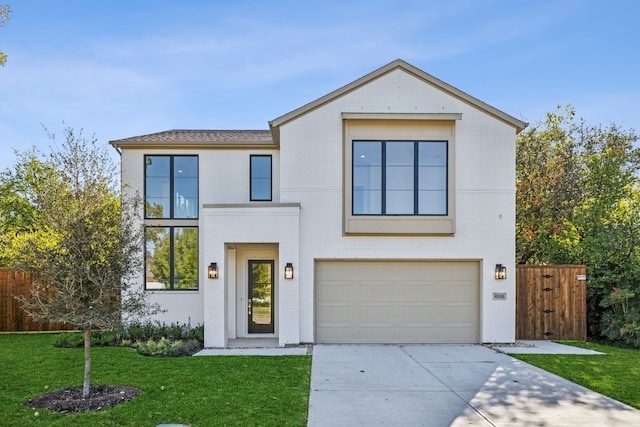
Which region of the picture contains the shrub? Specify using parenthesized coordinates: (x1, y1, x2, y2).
(187, 324, 204, 343)
(52, 331, 117, 348)
(52, 322, 205, 356)
(52, 332, 84, 348)
(133, 338, 202, 357)
(121, 321, 204, 343)
(600, 287, 640, 348)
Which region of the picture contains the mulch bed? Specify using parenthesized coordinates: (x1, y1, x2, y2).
(24, 384, 142, 413)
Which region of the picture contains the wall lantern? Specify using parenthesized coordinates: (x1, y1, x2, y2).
(208, 262, 219, 279)
(284, 263, 294, 279)
(495, 264, 507, 280)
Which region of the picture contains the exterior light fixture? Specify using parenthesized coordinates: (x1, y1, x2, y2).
(495, 264, 507, 280)
(284, 263, 294, 279)
(208, 262, 219, 279)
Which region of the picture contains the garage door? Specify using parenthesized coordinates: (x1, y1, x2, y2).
(315, 260, 479, 343)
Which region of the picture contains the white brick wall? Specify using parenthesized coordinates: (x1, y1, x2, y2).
(119, 67, 518, 345)
(279, 69, 517, 343)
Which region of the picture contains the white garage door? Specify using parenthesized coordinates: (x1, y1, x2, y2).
(315, 260, 480, 343)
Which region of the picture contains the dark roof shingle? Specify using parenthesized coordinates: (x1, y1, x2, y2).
(110, 129, 273, 147)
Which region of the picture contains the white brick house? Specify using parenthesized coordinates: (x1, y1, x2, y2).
(110, 59, 526, 348)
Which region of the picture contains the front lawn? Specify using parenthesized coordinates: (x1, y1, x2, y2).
(513, 341, 640, 409)
(0, 333, 311, 426)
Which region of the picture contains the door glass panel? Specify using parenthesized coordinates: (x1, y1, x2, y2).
(248, 260, 274, 333)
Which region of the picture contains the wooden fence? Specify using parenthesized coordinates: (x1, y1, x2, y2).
(516, 265, 587, 341)
(0, 269, 72, 332)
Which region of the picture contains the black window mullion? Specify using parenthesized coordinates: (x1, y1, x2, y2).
(414, 141, 419, 215)
(381, 141, 386, 215)
(169, 227, 175, 290)
(169, 157, 174, 219)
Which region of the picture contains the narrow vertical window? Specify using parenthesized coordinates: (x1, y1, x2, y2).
(353, 141, 382, 214)
(145, 156, 171, 218)
(385, 141, 415, 214)
(250, 155, 272, 201)
(173, 157, 199, 218)
(418, 142, 448, 215)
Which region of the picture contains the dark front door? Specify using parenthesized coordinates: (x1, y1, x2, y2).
(248, 260, 274, 334)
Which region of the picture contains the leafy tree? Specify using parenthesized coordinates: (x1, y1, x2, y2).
(0, 150, 60, 266)
(4, 126, 161, 398)
(516, 106, 640, 340)
(0, 4, 11, 66)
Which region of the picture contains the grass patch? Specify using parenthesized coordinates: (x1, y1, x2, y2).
(513, 341, 640, 409)
(0, 333, 311, 426)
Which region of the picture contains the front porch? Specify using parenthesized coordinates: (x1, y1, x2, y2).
(202, 203, 301, 348)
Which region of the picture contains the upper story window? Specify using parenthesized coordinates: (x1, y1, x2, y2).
(353, 140, 447, 216)
(145, 155, 198, 219)
(250, 155, 272, 201)
(343, 116, 457, 235)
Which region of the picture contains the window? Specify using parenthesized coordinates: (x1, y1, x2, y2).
(343, 116, 456, 235)
(145, 155, 198, 219)
(250, 155, 272, 201)
(144, 155, 198, 290)
(353, 140, 447, 216)
(145, 227, 198, 290)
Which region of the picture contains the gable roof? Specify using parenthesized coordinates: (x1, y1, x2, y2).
(269, 59, 526, 144)
(109, 129, 273, 149)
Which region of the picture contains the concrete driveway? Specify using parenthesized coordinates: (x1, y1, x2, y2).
(307, 344, 640, 426)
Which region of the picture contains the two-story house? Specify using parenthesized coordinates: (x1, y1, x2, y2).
(110, 59, 526, 348)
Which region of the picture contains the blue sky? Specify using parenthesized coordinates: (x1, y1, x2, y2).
(1, 0, 638, 171)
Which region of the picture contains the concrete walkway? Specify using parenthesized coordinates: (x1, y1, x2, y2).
(494, 340, 605, 355)
(307, 344, 640, 426)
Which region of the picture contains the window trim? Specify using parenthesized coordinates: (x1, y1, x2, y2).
(250, 154, 273, 201)
(144, 154, 199, 219)
(343, 117, 457, 235)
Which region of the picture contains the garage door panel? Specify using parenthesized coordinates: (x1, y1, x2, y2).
(315, 261, 479, 343)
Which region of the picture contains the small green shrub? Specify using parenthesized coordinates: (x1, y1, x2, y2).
(600, 287, 640, 348)
(133, 338, 202, 357)
(52, 331, 117, 348)
(187, 324, 204, 342)
(52, 332, 84, 348)
(122, 321, 204, 343)
(52, 322, 204, 356)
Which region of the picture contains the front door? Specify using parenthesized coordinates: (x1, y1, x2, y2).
(248, 260, 274, 334)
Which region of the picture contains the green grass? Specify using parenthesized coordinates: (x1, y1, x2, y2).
(0, 333, 311, 426)
(513, 341, 640, 409)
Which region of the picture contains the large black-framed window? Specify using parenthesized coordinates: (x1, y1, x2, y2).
(145, 226, 198, 290)
(145, 155, 198, 219)
(353, 140, 448, 216)
(250, 155, 272, 201)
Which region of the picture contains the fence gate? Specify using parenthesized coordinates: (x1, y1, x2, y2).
(516, 265, 587, 341)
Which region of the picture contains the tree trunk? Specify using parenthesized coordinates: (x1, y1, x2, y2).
(82, 326, 91, 398)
